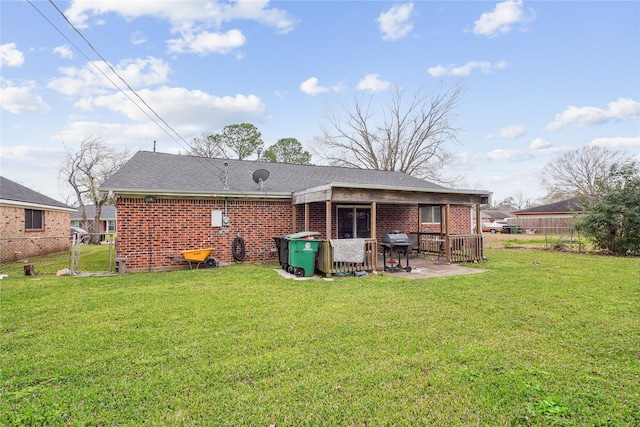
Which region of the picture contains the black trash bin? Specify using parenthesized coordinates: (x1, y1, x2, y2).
(273, 236, 290, 271)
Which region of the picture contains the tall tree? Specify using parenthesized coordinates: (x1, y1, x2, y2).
(576, 161, 640, 255)
(541, 145, 629, 199)
(313, 82, 464, 184)
(263, 138, 312, 164)
(60, 136, 130, 244)
(220, 123, 263, 160)
(187, 123, 263, 160)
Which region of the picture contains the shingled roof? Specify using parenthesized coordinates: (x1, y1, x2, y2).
(513, 197, 584, 214)
(71, 204, 117, 220)
(0, 176, 72, 210)
(101, 151, 482, 197)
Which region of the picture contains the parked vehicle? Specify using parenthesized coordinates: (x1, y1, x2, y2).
(70, 227, 89, 243)
(482, 221, 507, 233)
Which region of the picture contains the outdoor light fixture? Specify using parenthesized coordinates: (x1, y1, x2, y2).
(144, 195, 156, 203)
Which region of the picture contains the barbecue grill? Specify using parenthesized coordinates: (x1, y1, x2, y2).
(380, 231, 412, 272)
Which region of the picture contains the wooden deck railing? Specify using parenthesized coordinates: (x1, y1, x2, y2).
(317, 239, 377, 277)
(448, 234, 485, 263)
(417, 233, 485, 263)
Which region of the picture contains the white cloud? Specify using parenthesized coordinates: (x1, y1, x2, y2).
(590, 136, 640, 149)
(376, 2, 414, 41)
(428, 60, 507, 77)
(48, 57, 172, 96)
(472, 0, 534, 38)
(356, 74, 391, 92)
(529, 137, 551, 150)
(1, 43, 25, 67)
(76, 86, 265, 128)
(53, 45, 74, 59)
(64, 1, 295, 55)
(0, 79, 50, 114)
(299, 77, 330, 96)
(486, 124, 526, 138)
(131, 31, 147, 45)
(546, 98, 640, 131)
(167, 29, 246, 55)
(485, 138, 567, 161)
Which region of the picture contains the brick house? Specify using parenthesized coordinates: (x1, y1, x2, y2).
(100, 151, 491, 273)
(0, 176, 74, 263)
(71, 204, 117, 235)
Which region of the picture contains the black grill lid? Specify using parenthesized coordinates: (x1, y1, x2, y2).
(382, 231, 410, 244)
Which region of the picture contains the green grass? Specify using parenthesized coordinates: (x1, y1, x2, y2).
(1, 249, 639, 426)
(0, 243, 114, 276)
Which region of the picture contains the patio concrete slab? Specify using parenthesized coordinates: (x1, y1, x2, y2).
(375, 255, 487, 279)
(274, 255, 487, 280)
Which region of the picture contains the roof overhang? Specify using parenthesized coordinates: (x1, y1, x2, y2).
(107, 189, 292, 200)
(292, 182, 492, 205)
(0, 199, 75, 213)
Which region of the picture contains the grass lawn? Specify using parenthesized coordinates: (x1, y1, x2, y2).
(1, 249, 639, 426)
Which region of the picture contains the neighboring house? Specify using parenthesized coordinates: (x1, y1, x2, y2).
(71, 204, 117, 234)
(480, 210, 513, 223)
(100, 151, 492, 273)
(0, 176, 74, 263)
(512, 197, 584, 232)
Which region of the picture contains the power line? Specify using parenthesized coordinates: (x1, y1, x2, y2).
(27, 0, 251, 194)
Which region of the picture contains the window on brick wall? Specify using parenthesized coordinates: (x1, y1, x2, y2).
(421, 205, 441, 224)
(25, 209, 44, 230)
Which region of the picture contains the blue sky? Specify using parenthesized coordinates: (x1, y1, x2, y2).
(2, 0, 639, 205)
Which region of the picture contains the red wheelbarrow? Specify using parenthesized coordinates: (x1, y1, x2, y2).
(170, 248, 218, 269)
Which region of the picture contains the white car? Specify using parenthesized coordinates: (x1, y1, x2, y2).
(482, 221, 507, 233)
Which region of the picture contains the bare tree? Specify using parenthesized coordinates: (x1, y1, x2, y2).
(60, 136, 130, 244)
(187, 132, 226, 158)
(541, 145, 630, 199)
(313, 82, 464, 184)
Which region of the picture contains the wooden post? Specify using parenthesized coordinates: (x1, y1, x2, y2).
(445, 204, 451, 263)
(370, 202, 377, 240)
(371, 202, 377, 271)
(23, 264, 35, 276)
(325, 201, 332, 240)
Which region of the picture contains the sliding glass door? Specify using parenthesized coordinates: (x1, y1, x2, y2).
(336, 206, 371, 239)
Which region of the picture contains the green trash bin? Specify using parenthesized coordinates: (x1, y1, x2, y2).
(511, 226, 519, 234)
(286, 231, 321, 277)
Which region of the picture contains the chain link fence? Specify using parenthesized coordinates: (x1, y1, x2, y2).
(484, 226, 589, 252)
(0, 234, 116, 277)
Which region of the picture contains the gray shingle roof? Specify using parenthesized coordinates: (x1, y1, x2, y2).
(0, 176, 71, 210)
(514, 197, 584, 214)
(71, 205, 117, 220)
(101, 151, 462, 196)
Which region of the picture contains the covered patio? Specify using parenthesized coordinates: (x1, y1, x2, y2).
(290, 182, 490, 277)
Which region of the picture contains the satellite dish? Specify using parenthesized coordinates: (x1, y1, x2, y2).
(251, 169, 270, 190)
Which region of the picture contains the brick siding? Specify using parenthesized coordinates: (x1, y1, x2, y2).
(0, 206, 71, 263)
(115, 198, 475, 272)
(115, 198, 293, 272)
